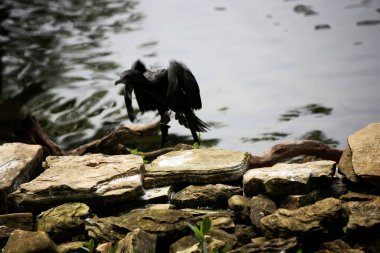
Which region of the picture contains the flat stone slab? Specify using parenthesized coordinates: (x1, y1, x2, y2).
(170, 184, 242, 208)
(348, 123, 380, 183)
(243, 160, 335, 197)
(8, 154, 144, 212)
(0, 143, 43, 213)
(143, 149, 249, 188)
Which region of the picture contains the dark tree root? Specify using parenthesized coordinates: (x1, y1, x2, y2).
(15, 116, 342, 164)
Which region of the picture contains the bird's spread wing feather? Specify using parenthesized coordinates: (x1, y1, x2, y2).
(167, 60, 202, 111)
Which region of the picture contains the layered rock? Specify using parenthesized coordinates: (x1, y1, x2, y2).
(0, 143, 43, 213)
(143, 149, 249, 188)
(85, 208, 234, 242)
(260, 198, 344, 238)
(228, 195, 251, 222)
(171, 184, 242, 208)
(8, 154, 144, 212)
(243, 160, 335, 196)
(0, 213, 33, 240)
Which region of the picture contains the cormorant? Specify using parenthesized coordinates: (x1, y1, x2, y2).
(115, 60, 209, 147)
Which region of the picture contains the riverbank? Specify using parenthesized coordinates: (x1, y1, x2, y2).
(1, 123, 379, 252)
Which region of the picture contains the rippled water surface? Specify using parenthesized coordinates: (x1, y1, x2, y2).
(1, 0, 380, 154)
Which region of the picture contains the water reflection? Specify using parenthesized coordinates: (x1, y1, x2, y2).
(279, 104, 332, 122)
(0, 0, 142, 148)
(299, 130, 339, 147)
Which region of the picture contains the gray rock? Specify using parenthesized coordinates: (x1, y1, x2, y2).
(261, 198, 344, 238)
(249, 194, 277, 229)
(243, 160, 335, 197)
(37, 202, 90, 242)
(169, 228, 236, 253)
(3, 229, 58, 253)
(347, 123, 380, 184)
(343, 197, 380, 238)
(229, 236, 298, 253)
(171, 184, 242, 208)
(228, 195, 251, 222)
(0, 143, 43, 213)
(139, 186, 173, 204)
(0, 213, 33, 239)
(116, 228, 157, 253)
(143, 149, 249, 188)
(8, 154, 144, 212)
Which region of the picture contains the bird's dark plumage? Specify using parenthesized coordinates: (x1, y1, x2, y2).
(115, 59, 209, 146)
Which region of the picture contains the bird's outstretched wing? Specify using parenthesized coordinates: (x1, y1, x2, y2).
(167, 60, 202, 111)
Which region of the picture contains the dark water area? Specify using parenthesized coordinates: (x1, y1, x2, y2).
(1, 0, 380, 154)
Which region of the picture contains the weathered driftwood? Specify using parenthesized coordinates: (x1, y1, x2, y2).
(248, 140, 343, 168)
(15, 116, 342, 164)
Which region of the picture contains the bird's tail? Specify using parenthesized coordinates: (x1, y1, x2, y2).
(176, 111, 209, 133)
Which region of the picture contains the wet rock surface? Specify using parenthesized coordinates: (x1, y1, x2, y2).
(8, 154, 144, 212)
(1, 127, 380, 252)
(0, 143, 43, 213)
(143, 149, 249, 188)
(243, 160, 335, 196)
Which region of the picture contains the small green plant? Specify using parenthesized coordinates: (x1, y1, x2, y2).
(131, 148, 150, 164)
(82, 239, 96, 253)
(187, 217, 212, 253)
(81, 239, 118, 253)
(192, 142, 200, 149)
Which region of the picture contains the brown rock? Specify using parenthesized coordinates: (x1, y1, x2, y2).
(348, 123, 380, 184)
(3, 229, 58, 253)
(229, 237, 298, 253)
(171, 184, 242, 208)
(338, 145, 358, 182)
(116, 228, 157, 253)
(249, 194, 277, 229)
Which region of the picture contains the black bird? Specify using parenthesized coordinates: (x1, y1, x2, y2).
(115, 59, 209, 147)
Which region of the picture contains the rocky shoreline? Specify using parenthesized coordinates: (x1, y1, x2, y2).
(1, 123, 379, 252)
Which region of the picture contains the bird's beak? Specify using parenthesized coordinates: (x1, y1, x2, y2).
(115, 79, 123, 85)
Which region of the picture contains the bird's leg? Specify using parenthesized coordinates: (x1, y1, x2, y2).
(159, 111, 171, 147)
(189, 127, 200, 145)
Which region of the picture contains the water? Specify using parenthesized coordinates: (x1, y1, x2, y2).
(1, 0, 380, 155)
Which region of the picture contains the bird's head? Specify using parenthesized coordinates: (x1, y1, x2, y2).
(115, 69, 145, 86)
